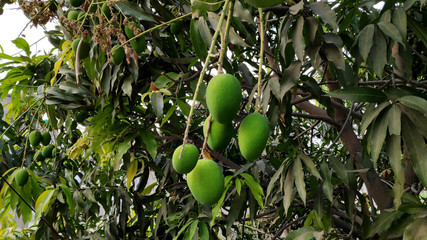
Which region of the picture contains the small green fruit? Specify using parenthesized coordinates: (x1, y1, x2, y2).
(42, 144, 55, 158)
(70, 0, 85, 7)
(67, 10, 79, 20)
(101, 2, 111, 19)
(170, 20, 183, 35)
(41, 132, 51, 146)
(72, 38, 90, 59)
(187, 159, 224, 206)
(199, 221, 210, 239)
(238, 113, 269, 161)
(112, 46, 125, 65)
(125, 24, 146, 54)
(172, 144, 199, 174)
(203, 117, 233, 151)
(15, 169, 29, 187)
(245, 0, 286, 8)
(29, 131, 42, 147)
(206, 74, 242, 124)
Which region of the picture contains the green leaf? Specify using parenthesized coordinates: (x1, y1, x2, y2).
(327, 87, 387, 103)
(320, 162, 333, 202)
(335, 63, 356, 88)
(114, 1, 156, 22)
(392, 7, 407, 40)
(386, 134, 404, 209)
(292, 16, 305, 61)
(60, 185, 75, 216)
(174, 219, 194, 240)
(401, 116, 427, 189)
(266, 163, 284, 198)
(190, 19, 207, 60)
(369, 28, 387, 77)
(308, 2, 338, 32)
(403, 217, 427, 240)
(283, 170, 294, 215)
(115, 139, 131, 171)
(235, 178, 242, 195)
(183, 219, 199, 240)
(367, 210, 404, 237)
(387, 105, 401, 136)
(177, 100, 190, 116)
(399, 105, 427, 138)
(329, 155, 349, 188)
(207, 12, 249, 48)
(35, 189, 57, 222)
(280, 61, 302, 98)
(226, 188, 246, 231)
(126, 159, 138, 190)
(378, 22, 403, 44)
(241, 173, 264, 208)
(293, 158, 306, 206)
(370, 112, 388, 167)
(285, 226, 323, 240)
(12, 38, 31, 56)
(191, 0, 221, 17)
(151, 91, 164, 117)
(300, 154, 322, 180)
(161, 104, 178, 126)
(279, 16, 293, 61)
(398, 96, 427, 116)
(360, 101, 390, 134)
(407, 16, 427, 48)
(289, 1, 304, 15)
(141, 129, 157, 160)
(324, 44, 345, 70)
(122, 75, 133, 98)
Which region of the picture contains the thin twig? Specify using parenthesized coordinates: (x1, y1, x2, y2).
(293, 120, 320, 140)
(255, 7, 265, 113)
(217, 1, 234, 74)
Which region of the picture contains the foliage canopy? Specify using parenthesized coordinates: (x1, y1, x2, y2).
(0, 0, 426, 239)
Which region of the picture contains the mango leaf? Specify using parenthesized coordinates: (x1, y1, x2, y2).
(369, 29, 387, 77)
(266, 163, 284, 198)
(403, 217, 427, 240)
(320, 162, 333, 202)
(235, 178, 242, 195)
(360, 101, 390, 134)
(279, 16, 293, 61)
(241, 173, 264, 208)
(399, 105, 427, 138)
(292, 16, 305, 61)
(370, 112, 388, 168)
(280, 61, 302, 98)
(60, 185, 75, 215)
(283, 170, 294, 215)
(293, 158, 306, 206)
(324, 44, 345, 70)
(386, 134, 404, 209)
(173, 219, 194, 240)
(308, 2, 338, 32)
(387, 104, 401, 135)
(183, 219, 199, 240)
(151, 91, 164, 117)
(289, 1, 304, 15)
(226, 188, 246, 231)
(12, 38, 31, 56)
(115, 138, 132, 171)
(122, 75, 133, 97)
(407, 16, 427, 48)
(327, 87, 387, 103)
(126, 159, 138, 190)
(114, 1, 156, 22)
(359, 25, 375, 61)
(335, 63, 356, 88)
(207, 12, 249, 48)
(401, 116, 427, 189)
(378, 22, 403, 44)
(392, 7, 407, 40)
(300, 154, 322, 180)
(398, 96, 427, 116)
(190, 19, 207, 60)
(141, 129, 157, 160)
(286, 226, 323, 240)
(367, 210, 404, 237)
(191, 0, 221, 17)
(35, 189, 57, 222)
(329, 155, 349, 188)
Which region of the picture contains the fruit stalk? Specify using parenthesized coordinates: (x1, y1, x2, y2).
(22, 100, 44, 168)
(180, 0, 231, 157)
(256, 8, 265, 113)
(217, 1, 234, 74)
(201, 114, 212, 156)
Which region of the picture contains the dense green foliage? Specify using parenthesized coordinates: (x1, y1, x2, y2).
(0, 0, 426, 239)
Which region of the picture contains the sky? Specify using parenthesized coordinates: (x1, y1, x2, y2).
(0, 3, 56, 57)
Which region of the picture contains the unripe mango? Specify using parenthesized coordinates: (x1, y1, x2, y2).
(172, 144, 199, 174)
(203, 117, 233, 151)
(112, 45, 125, 65)
(72, 38, 90, 59)
(29, 131, 42, 147)
(206, 74, 242, 124)
(16, 169, 29, 187)
(70, 0, 85, 7)
(238, 113, 269, 161)
(42, 144, 55, 158)
(125, 24, 147, 54)
(187, 159, 224, 206)
(41, 132, 51, 146)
